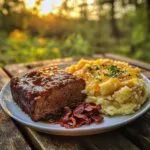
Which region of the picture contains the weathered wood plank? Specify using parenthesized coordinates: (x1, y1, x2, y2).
(92, 54, 104, 58)
(0, 69, 31, 150)
(4, 58, 75, 77)
(20, 127, 81, 150)
(18, 124, 140, 150)
(121, 109, 150, 150)
(122, 125, 150, 150)
(81, 132, 139, 150)
(4, 58, 141, 150)
(105, 53, 150, 70)
(4, 56, 101, 77)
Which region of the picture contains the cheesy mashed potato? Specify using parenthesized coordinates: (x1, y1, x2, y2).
(66, 59, 148, 116)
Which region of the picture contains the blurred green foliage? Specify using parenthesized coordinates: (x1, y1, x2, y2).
(0, 31, 92, 67)
(0, 0, 150, 67)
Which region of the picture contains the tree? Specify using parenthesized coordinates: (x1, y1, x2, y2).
(109, 0, 121, 37)
(0, 0, 26, 31)
(96, 0, 121, 37)
(146, 0, 150, 36)
(79, 0, 88, 20)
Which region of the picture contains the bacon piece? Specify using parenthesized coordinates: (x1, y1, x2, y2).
(60, 106, 72, 123)
(59, 102, 103, 128)
(73, 104, 89, 121)
(73, 103, 84, 114)
(92, 114, 103, 123)
(68, 116, 77, 128)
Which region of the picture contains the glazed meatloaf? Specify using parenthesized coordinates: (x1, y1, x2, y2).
(10, 66, 86, 121)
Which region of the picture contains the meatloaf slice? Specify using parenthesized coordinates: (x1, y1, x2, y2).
(10, 66, 86, 121)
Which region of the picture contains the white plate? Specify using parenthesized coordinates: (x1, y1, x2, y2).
(0, 75, 150, 136)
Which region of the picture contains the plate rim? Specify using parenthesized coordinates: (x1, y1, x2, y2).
(0, 74, 150, 135)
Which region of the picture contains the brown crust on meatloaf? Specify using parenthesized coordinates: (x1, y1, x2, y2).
(10, 66, 86, 121)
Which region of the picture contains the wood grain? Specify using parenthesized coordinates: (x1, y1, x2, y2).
(18, 124, 141, 150)
(20, 127, 81, 150)
(81, 132, 139, 150)
(121, 110, 150, 150)
(92, 54, 104, 58)
(4, 58, 75, 77)
(0, 69, 31, 150)
(4, 56, 98, 77)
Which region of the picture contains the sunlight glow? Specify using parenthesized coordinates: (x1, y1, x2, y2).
(40, 0, 62, 15)
(25, 0, 36, 9)
(24, 0, 95, 17)
(25, 0, 63, 15)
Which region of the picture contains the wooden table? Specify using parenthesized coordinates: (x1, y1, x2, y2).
(0, 53, 150, 150)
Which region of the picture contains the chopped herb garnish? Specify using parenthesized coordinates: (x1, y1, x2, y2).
(107, 65, 123, 77)
(108, 65, 119, 72)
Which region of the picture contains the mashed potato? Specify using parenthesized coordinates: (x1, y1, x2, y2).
(66, 59, 148, 116)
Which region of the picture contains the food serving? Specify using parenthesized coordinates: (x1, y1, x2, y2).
(66, 59, 148, 116)
(9, 58, 149, 128)
(10, 66, 86, 121)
